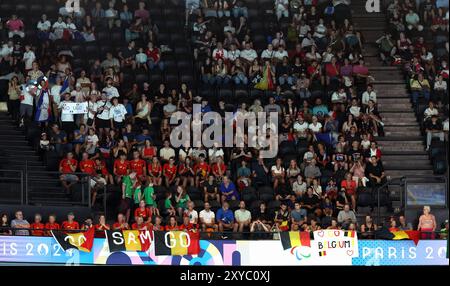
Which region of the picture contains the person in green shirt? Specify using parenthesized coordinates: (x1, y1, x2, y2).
(175, 186, 191, 217)
(121, 172, 138, 222)
(142, 182, 160, 216)
(164, 192, 177, 217)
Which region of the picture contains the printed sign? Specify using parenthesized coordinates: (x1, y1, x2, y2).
(61, 102, 88, 114)
(313, 230, 359, 258)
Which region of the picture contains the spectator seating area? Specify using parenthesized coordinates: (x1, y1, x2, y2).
(0, 0, 448, 235)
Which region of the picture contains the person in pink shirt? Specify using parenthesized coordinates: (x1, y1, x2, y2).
(6, 14, 25, 38)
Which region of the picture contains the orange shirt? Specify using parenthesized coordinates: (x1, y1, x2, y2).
(112, 222, 130, 230)
(165, 225, 179, 231)
(211, 163, 226, 175)
(148, 164, 162, 176)
(60, 159, 78, 174)
(45, 222, 60, 236)
(194, 162, 210, 177)
(114, 159, 129, 176)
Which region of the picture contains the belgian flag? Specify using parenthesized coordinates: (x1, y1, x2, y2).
(105, 230, 152, 252)
(344, 230, 356, 238)
(280, 231, 311, 250)
(154, 231, 200, 256)
(318, 251, 327, 257)
(51, 227, 95, 252)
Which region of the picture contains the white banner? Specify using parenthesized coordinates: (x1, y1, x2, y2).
(61, 102, 88, 114)
(313, 230, 359, 258)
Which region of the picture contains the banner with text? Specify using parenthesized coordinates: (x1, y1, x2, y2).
(61, 102, 88, 114)
(313, 230, 359, 258)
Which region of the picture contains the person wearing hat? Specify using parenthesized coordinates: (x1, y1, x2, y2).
(61, 212, 80, 231)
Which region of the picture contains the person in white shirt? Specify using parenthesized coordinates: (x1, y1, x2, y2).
(212, 42, 228, 61)
(298, 21, 311, 39)
(37, 14, 51, 40)
(50, 16, 67, 40)
(159, 140, 176, 162)
(261, 44, 275, 60)
(19, 80, 35, 124)
(293, 116, 309, 138)
(233, 201, 252, 232)
(361, 84, 377, 106)
(95, 92, 112, 137)
(273, 45, 288, 62)
(227, 44, 241, 62)
(208, 143, 225, 163)
(308, 116, 323, 133)
(109, 97, 127, 130)
(271, 32, 286, 49)
(423, 101, 439, 121)
(199, 202, 217, 231)
(22, 45, 36, 72)
(58, 92, 76, 132)
(331, 87, 348, 104)
(102, 77, 120, 100)
(240, 43, 257, 64)
(85, 94, 98, 127)
(275, 0, 289, 20)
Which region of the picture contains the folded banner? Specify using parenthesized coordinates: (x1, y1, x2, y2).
(51, 227, 95, 252)
(391, 230, 421, 245)
(60, 102, 88, 114)
(105, 230, 152, 252)
(313, 230, 359, 258)
(154, 231, 200, 256)
(280, 231, 311, 250)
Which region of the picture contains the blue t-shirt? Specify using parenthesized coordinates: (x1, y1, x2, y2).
(216, 208, 234, 224)
(312, 105, 329, 117)
(219, 182, 239, 200)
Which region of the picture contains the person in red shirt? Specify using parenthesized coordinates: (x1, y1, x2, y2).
(179, 215, 198, 232)
(45, 214, 60, 236)
(151, 215, 164, 231)
(148, 157, 162, 186)
(141, 139, 157, 161)
(194, 155, 210, 187)
(134, 200, 152, 224)
(145, 41, 164, 71)
(325, 56, 340, 85)
(59, 152, 79, 193)
(163, 157, 178, 187)
(112, 213, 130, 230)
(94, 158, 114, 184)
(130, 150, 147, 180)
(79, 152, 96, 176)
(307, 60, 323, 84)
(131, 216, 149, 230)
(178, 157, 195, 188)
(113, 152, 129, 184)
(165, 216, 179, 231)
(211, 156, 226, 181)
(61, 212, 80, 231)
(30, 214, 45, 236)
(341, 173, 357, 210)
(94, 214, 110, 238)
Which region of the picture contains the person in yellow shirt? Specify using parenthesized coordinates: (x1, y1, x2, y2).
(410, 73, 430, 104)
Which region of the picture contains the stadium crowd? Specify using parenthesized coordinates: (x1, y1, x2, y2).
(0, 0, 448, 237)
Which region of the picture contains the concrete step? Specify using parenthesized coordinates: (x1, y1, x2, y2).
(382, 161, 432, 170)
(382, 154, 430, 161)
(383, 126, 421, 132)
(372, 73, 404, 82)
(379, 144, 425, 152)
(386, 169, 434, 177)
(381, 112, 417, 119)
(384, 130, 422, 137)
(376, 97, 411, 104)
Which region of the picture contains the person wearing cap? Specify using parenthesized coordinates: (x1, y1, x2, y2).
(61, 212, 80, 231)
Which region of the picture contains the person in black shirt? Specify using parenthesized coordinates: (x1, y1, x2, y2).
(119, 40, 137, 69)
(347, 140, 362, 162)
(425, 115, 444, 151)
(365, 156, 386, 188)
(202, 175, 220, 203)
(1, 213, 12, 235)
(301, 187, 321, 217)
(251, 157, 269, 186)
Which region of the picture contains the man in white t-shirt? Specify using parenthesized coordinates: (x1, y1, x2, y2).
(199, 202, 217, 231)
(109, 97, 127, 130)
(159, 140, 176, 162)
(19, 80, 35, 125)
(22, 45, 36, 72)
(58, 92, 76, 134)
(240, 43, 258, 64)
(293, 116, 309, 138)
(233, 201, 251, 232)
(102, 77, 120, 100)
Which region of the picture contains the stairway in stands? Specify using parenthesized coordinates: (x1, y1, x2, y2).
(0, 112, 73, 206)
(352, 3, 434, 213)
